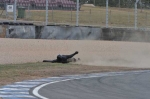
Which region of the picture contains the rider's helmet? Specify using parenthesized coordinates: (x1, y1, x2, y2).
(57, 54, 62, 61)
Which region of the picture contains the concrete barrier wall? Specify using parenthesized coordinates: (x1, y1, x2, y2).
(39, 26, 150, 42)
(102, 28, 150, 42)
(1, 25, 150, 42)
(40, 26, 102, 40)
(5, 26, 35, 39)
(7, 26, 35, 39)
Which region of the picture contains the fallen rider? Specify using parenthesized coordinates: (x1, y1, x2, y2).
(43, 51, 79, 63)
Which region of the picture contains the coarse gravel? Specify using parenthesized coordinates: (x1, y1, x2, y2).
(1, 38, 150, 68)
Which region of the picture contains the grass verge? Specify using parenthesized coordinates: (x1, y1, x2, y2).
(1, 6, 150, 27)
(0, 62, 149, 87)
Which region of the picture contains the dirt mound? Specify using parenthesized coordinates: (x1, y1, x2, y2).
(1, 38, 150, 68)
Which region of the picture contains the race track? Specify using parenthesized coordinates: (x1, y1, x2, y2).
(38, 71, 150, 99)
(1, 38, 150, 99)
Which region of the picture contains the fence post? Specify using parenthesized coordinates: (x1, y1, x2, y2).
(14, 0, 17, 22)
(76, 0, 79, 26)
(119, 0, 120, 8)
(106, 0, 109, 27)
(5, 3, 8, 18)
(135, 0, 139, 29)
(45, 0, 48, 25)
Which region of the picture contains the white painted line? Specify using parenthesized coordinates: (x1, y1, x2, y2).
(0, 92, 28, 94)
(0, 95, 35, 98)
(32, 75, 118, 99)
(32, 79, 72, 99)
(47, 77, 61, 79)
(28, 79, 53, 82)
(15, 82, 43, 84)
(32, 70, 150, 99)
(6, 85, 36, 88)
(0, 88, 29, 91)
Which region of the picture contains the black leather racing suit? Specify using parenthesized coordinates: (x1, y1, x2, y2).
(43, 51, 78, 63)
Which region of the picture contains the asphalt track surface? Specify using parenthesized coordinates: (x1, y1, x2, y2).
(38, 71, 150, 99)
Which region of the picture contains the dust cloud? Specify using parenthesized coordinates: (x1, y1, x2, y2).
(73, 40, 150, 68)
